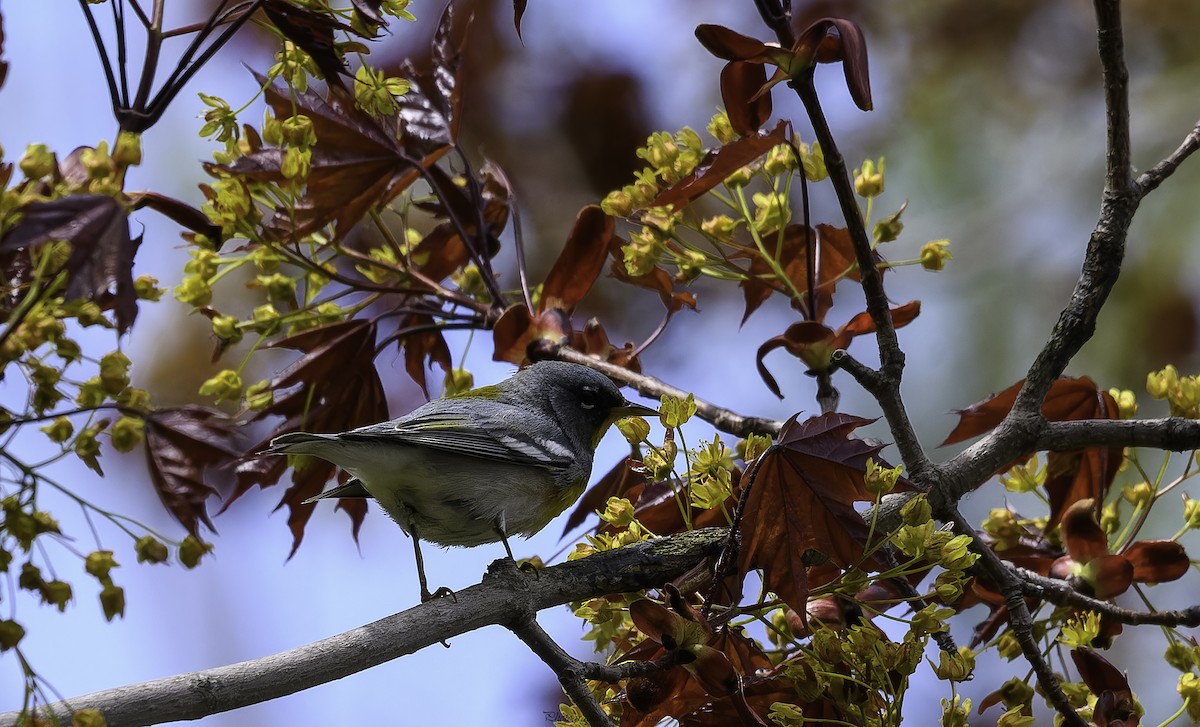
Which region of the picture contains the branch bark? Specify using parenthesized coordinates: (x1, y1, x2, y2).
(2, 530, 725, 727)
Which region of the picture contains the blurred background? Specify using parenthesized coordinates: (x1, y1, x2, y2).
(1, 0, 1199, 724)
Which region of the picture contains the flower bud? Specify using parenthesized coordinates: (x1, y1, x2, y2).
(853, 157, 884, 197)
(920, 240, 953, 271)
(113, 131, 143, 166)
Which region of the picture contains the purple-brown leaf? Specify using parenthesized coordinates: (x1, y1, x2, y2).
(541, 205, 614, 314)
(143, 407, 242, 536)
(0, 194, 140, 333)
(720, 61, 772, 136)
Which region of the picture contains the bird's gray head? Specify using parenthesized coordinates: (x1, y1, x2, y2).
(500, 361, 652, 449)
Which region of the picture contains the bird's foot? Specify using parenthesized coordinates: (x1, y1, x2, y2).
(421, 585, 457, 603)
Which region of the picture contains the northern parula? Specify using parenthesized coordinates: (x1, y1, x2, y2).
(264, 360, 657, 601)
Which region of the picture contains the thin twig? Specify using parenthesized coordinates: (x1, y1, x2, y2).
(77, 0, 123, 119)
(1135, 119, 1200, 197)
(551, 346, 785, 438)
(1014, 568, 1200, 628)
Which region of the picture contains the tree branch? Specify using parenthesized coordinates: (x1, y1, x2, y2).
(1135, 118, 1200, 197)
(1014, 567, 1200, 628)
(549, 346, 784, 438)
(1037, 417, 1200, 452)
(508, 616, 615, 727)
(1, 530, 725, 727)
(1009, 0, 1137, 418)
(944, 510, 1087, 727)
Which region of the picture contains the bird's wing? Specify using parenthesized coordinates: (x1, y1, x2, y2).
(340, 409, 575, 470)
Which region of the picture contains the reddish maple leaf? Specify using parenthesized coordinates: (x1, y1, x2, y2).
(720, 61, 772, 136)
(261, 0, 355, 88)
(696, 18, 872, 112)
(0, 194, 140, 333)
(492, 205, 629, 366)
(736, 413, 902, 614)
(143, 406, 242, 536)
(232, 319, 387, 554)
(1071, 648, 1140, 727)
(756, 300, 921, 398)
(942, 376, 1121, 527)
(621, 590, 770, 727)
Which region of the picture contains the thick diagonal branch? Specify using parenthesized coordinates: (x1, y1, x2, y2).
(1, 530, 725, 727)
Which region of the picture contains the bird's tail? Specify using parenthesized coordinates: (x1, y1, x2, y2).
(260, 431, 338, 456)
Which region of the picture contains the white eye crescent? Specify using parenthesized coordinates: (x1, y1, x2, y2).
(580, 385, 598, 410)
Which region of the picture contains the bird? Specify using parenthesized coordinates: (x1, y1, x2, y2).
(263, 360, 658, 601)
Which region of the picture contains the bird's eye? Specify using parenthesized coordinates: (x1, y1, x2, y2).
(579, 385, 599, 410)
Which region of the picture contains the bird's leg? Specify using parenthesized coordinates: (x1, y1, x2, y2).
(408, 519, 454, 603)
(494, 512, 539, 578)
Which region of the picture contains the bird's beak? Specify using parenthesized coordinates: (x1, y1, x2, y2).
(615, 401, 660, 420)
